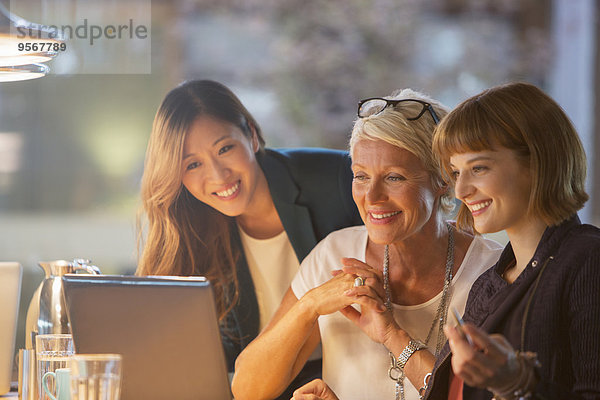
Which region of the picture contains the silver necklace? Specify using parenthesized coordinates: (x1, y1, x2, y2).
(383, 223, 455, 400)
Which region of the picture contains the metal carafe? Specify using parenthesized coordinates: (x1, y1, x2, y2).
(24, 259, 100, 349)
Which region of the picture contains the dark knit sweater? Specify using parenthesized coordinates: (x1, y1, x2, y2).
(425, 215, 600, 400)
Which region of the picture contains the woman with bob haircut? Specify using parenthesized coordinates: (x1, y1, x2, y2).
(232, 89, 502, 400)
(423, 82, 600, 399)
(136, 80, 363, 399)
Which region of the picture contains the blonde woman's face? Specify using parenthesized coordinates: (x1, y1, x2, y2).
(449, 147, 532, 236)
(351, 138, 442, 245)
(181, 116, 262, 217)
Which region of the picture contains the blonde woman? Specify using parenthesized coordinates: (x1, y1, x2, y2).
(232, 89, 502, 400)
(137, 80, 362, 399)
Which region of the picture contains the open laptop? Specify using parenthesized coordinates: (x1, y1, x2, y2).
(62, 274, 232, 400)
(0, 262, 22, 395)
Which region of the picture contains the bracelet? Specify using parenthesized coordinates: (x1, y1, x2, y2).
(418, 372, 432, 399)
(490, 351, 540, 400)
(397, 339, 427, 369)
(388, 339, 427, 400)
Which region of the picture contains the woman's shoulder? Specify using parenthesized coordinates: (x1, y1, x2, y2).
(293, 226, 366, 293)
(454, 229, 504, 263)
(549, 224, 600, 282)
(567, 222, 600, 243)
(453, 232, 502, 287)
(554, 221, 600, 261)
(316, 226, 368, 252)
(472, 234, 505, 252)
(302, 226, 367, 265)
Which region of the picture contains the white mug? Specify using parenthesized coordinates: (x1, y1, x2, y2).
(43, 368, 71, 400)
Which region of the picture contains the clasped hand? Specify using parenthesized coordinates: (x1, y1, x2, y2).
(291, 379, 339, 400)
(304, 257, 404, 348)
(335, 257, 401, 346)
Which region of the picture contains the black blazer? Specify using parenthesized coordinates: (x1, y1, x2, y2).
(221, 148, 363, 369)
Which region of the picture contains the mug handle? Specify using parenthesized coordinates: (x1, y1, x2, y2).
(42, 371, 58, 400)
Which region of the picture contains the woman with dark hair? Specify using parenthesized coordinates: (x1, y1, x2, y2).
(425, 82, 600, 399)
(136, 80, 362, 398)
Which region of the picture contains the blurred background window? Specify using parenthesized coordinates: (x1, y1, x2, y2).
(1, 0, 598, 362)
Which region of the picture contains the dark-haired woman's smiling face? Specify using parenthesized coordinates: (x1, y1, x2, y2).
(182, 116, 262, 217)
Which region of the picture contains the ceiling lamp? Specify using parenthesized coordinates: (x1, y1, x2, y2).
(0, 1, 63, 81)
(0, 63, 48, 82)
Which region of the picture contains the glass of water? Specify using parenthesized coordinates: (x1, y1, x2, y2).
(69, 354, 122, 400)
(36, 334, 75, 400)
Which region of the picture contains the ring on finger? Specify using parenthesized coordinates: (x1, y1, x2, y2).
(353, 276, 365, 287)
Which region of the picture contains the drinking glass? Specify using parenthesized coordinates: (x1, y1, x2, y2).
(69, 354, 122, 400)
(36, 334, 74, 400)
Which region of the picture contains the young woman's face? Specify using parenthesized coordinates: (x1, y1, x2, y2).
(351, 138, 443, 245)
(449, 146, 532, 235)
(181, 116, 262, 217)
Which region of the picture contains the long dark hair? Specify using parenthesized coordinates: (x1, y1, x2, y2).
(137, 80, 265, 321)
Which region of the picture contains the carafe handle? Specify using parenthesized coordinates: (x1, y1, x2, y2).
(72, 258, 101, 275)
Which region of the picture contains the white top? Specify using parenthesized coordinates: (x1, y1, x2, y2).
(291, 226, 503, 400)
(238, 226, 300, 331)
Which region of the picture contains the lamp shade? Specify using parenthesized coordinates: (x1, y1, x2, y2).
(0, 1, 62, 81)
(0, 63, 48, 82)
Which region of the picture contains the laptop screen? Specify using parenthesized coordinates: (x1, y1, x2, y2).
(62, 274, 232, 400)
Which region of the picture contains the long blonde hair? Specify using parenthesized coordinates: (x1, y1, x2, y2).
(137, 80, 265, 321)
